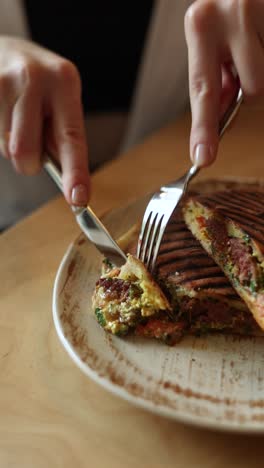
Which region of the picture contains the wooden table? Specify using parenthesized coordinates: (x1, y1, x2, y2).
(1, 104, 264, 468)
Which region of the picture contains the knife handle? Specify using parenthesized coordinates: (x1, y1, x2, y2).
(44, 155, 87, 215)
(43, 154, 127, 265)
(43, 155, 64, 192)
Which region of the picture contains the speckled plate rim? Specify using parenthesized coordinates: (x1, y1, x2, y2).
(53, 177, 264, 434)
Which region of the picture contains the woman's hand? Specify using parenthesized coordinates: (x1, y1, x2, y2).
(0, 36, 90, 206)
(185, 0, 264, 167)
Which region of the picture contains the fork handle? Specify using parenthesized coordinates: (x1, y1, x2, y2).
(162, 88, 243, 192)
(219, 88, 243, 138)
(186, 88, 243, 177)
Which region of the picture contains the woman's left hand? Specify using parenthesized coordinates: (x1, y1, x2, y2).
(184, 0, 264, 167)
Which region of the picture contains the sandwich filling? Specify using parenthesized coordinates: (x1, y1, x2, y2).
(183, 191, 264, 329)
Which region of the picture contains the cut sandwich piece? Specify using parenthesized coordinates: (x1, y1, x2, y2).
(183, 190, 264, 330)
(154, 209, 261, 336)
(92, 254, 186, 344)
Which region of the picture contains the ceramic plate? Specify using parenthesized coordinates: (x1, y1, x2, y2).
(53, 178, 264, 433)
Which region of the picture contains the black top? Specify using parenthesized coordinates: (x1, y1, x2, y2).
(24, 1, 154, 113)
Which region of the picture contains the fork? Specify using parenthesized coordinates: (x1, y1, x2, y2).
(137, 88, 243, 273)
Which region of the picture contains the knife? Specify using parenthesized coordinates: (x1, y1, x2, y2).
(44, 156, 127, 267)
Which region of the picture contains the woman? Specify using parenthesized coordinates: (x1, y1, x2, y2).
(0, 0, 263, 229)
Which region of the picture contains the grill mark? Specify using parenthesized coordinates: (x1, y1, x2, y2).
(174, 281, 236, 295)
(199, 200, 264, 225)
(180, 276, 231, 288)
(228, 192, 264, 211)
(203, 193, 262, 215)
(160, 258, 220, 271)
(170, 209, 186, 220)
(165, 272, 238, 298)
(198, 202, 264, 229)
(165, 267, 227, 284)
(156, 247, 206, 265)
(156, 253, 220, 274)
(199, 287, 237, 296)
(161, 231, 194, 243)
(197, 196, 263, 216)
(218, 293, 240, 300)
(219, 209, 264, 228)
(169, 216, 185, 223)
(238, 191, 264, 203)
(162, 226, 192, 238)
(219, 209, 264, 233)
(159, 239, 200, 254)
(199, 191, 264, 211)
(164, 222, 187, 233)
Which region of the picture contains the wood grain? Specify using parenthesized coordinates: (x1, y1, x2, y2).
(1, 102, 264, 467)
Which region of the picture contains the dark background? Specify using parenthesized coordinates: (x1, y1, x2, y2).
(24, 1, 154, 113)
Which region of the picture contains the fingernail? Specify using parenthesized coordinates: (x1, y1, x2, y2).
(71, 184, 88, 206)
(194, 144, 213, 167)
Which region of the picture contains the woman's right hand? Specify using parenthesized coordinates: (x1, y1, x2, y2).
(0, 36, 90, 206)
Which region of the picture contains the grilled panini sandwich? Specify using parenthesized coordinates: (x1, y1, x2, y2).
(93, 180, 264, 344)
(154, 209, 261, 336)
(183, 190, 264, 331)
(93, 209, 262, 343)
